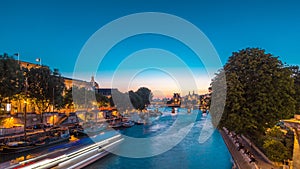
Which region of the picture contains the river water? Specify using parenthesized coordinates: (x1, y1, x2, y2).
(86, 108, 233, 169)
(0, 108, 233, 169)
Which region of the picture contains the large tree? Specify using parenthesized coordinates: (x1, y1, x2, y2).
(27, 67, 65, 121)
(50, 68, 65, 110)
(289, 66, 300, 114)
(135, 87, 153, 106)
(211, 48, 295, 137)
(95, 92, 109, 107)
(72, 86, 98, 109)
(110, 87, 152, 111)
(129, 90, 143, 110)
(0, 53, 24, 112)
(63, 87, 74, 110)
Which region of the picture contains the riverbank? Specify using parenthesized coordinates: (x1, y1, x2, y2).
(220, 127, 278, 169)
(220, 129, 256, 169)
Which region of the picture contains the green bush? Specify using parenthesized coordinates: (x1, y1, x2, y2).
(263, 139, 288, 162)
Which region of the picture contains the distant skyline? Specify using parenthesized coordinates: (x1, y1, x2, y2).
(1, 0, 300, 97)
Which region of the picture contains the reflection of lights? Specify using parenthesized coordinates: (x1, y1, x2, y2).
(69, 135, 79, 141)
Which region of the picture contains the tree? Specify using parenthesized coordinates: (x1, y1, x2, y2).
(263, 126, 293, 162)
(263, 139, 288, 162)
(289, 66, 300, 114)
(63, 87, 74, 109)
(135, 87, 153, 106)
(110, 89, 132, 112)
(50, 68, 65, 110)
(27, 67, 65, 122)
(72, 86, 98, 109)
(110, 87, 152, 111)
(211, 48, 296, 137)
(0, 53, 24, 112)
(129, 90, 143, 110)
(95, 93, 109, 107)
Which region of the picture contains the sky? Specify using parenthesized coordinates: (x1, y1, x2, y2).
(1, 0, 300, 98)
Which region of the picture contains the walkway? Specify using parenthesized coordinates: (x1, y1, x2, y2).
(220, 129, 256, 169)
(240, 135, 277, 169)
(221, 128, 278, 169)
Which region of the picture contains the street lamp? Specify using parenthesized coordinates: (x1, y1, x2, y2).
(24, 75, 28, 140)
(52, 114, 56, 126)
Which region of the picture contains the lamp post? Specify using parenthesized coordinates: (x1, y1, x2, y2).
(24, 76, 28, 140)
(52, 87, 55, 112)
(52, 115, 56, 126)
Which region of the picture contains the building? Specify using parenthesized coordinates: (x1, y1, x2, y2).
(19, 60, 94, 90)
(95, 88, 118, 98)
(63, 77, 93, 90)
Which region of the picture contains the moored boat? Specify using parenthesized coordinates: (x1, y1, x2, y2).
(134, 121, 144, 125)
(109, 122, 123, 129)
(122, 121, 135, 128)
(0, 127, 70, 154)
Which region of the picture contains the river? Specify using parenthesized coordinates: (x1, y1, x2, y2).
(0, 108, 233, 169)
(86, 108, 233, 169)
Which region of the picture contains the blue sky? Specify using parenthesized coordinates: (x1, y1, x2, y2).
(1, 0, 300, 97)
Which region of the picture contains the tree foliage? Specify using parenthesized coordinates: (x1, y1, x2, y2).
(50, 68, 65, 110)
(95, 92, 109, 107)
(27, 67, 65, 117)
(63, 87, 74, 109)
(129, 90, 143, 110)
(263, 139, 288, 162)
(0, 53, 24, 105)
(135, 87, 152, 106)
(211, 48, 296, 136)
(72, 86, 96, 109)
(289, 66, 300, 114)
(110, 87, 152, 111)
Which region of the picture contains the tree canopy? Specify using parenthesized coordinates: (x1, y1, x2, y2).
(211, 48, 296, 137)
(0, 53, 24, 105)
(110, 87, 153, 111)
(27, 67, 65, 118)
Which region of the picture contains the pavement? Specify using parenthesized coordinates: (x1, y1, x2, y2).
(220, 128, 278, 169)
(240, 135, 278, 169)
(220, 129, 257, 169)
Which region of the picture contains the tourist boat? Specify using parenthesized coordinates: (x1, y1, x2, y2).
(0, 127, 70, 154)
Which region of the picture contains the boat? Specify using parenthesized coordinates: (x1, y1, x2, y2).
(166, 93, 181, 107)
(134, 121, 144, 125)
(122, 121, 135, 128)
(109, 122, 123, 129)
(0, 127, 70, 154)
